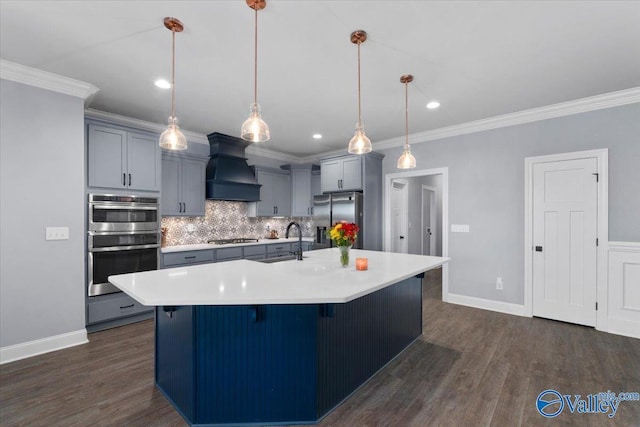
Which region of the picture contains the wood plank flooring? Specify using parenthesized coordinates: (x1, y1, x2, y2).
(2, 269, 639, 426)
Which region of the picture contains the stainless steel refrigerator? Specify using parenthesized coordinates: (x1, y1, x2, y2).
(313, 192, 363, 249)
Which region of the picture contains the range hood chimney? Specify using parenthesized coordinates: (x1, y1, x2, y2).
(205, 132, 261, 201)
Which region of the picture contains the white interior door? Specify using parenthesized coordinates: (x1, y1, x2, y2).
(390, 180, 408, 253)
(422, 186, 436, 256)
(532, 157, 598, 326)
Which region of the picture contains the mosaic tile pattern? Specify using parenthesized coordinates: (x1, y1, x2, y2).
(161, 200, 314, 246)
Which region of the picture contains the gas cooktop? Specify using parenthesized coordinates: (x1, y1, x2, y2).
(207, 238, 259, 245)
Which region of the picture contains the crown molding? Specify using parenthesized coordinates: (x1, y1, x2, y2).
(372, 87, 640, 151)
(85, 108, 306, 163)
(0, 59, 99, 104)
(85, 108, 210, 144)
(245, 144, 303, 164)
(85, 85, 639, 162)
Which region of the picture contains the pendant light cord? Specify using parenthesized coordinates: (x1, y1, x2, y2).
(171, 28, 176, 119)
(405, 81, 409, 149)
(357, 40, 362, 126)
(254, 6, 258, 106)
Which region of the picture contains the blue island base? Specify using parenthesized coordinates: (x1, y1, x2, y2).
(155, 275, 423, 426)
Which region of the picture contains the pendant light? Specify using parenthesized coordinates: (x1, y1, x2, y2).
(397, 74, 416, 169)
(241, 0, 270, 143)
(347, 30, 372, 155)
(159, 17, 187, 150)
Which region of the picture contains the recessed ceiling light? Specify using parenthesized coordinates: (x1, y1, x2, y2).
(426, 101, 440, 110)
(155, 79, 171, 89)
(313, 134, 323, 140)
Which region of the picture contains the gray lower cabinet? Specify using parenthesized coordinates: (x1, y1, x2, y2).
(267, 243, 293, 258)
(216, 247, 243, 262)
(163, 249, 215, 268)
(243, 245, 266, 260)
(87, 292, 152, 331)
(87, 123, 161, 192)
(301, 241, 314, 251)
(161, 153, 207, 216)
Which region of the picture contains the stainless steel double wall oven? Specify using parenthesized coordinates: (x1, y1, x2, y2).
(87, 194, 160, 297)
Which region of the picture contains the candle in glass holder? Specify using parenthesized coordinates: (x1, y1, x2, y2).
(355, 257, 368, 271)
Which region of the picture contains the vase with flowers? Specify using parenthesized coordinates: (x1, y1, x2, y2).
(327, 221, 359, 267)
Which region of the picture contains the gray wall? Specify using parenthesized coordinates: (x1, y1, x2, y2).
(380, 103, 640, 305)
(1, 79, 86, 347)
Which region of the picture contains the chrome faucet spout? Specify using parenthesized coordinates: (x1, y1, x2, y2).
(285, 221, 303, 261)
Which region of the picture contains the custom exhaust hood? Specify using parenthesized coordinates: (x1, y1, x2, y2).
(205, 132, 261, 202)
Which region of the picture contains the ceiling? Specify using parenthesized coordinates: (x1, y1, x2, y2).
(1, 1, 639, 157)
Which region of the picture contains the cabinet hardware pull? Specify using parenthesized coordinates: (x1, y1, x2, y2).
(184, 255, 196, 259)
(183, 202, 186, 212)
(120, 304, 134, 309)
(128, 173, 132, 186)
(123, 173, 126, 186)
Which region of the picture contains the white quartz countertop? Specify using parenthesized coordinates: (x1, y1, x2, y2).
(109, 249, 449, 306)
(161, 237, 315, 253)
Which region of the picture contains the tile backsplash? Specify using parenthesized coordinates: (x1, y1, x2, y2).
(161, 200, 314, 246)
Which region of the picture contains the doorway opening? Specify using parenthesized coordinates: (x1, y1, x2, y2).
(385, 167, 449, 300)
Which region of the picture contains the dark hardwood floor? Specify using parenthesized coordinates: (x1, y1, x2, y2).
(2, 269, 639, 426)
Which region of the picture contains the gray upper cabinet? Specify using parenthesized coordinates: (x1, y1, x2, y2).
(248, 167, 291, 217)
(87, 123, 161, 191)
(311, 170, 321, 198)
(291, 165, 313, 217)
(161, 153, 207, 216)
(320, 156, 362, 192)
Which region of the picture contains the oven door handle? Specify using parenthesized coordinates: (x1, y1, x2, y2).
(88, 230, 159, 236)
(90, 204, 159, 210)
(89, 244, 160, 252)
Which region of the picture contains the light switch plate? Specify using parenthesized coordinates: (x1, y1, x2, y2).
(46, 227, 69, 240)
(451, 224, 470, 233)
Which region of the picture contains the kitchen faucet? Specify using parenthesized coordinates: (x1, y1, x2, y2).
(285, 221, 303, 261)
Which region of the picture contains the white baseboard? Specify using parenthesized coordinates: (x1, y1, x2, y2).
(0, 329, 88, 365)
(606, 319, 640, 340)
(446, 293, 527, 317)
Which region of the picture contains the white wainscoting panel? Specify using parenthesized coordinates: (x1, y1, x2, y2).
(608, 242, 640, 339)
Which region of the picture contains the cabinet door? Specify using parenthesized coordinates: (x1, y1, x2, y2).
(127, 132, 160, 191)
(161, 156, 181, 216)
(273, 173, 291, 216)
(340, 157, 362, 191)
(181, 158, 206, 216)
(321, 160, 341, 193)
(256, 170, 276, 216)
(311, 172, 321, 197)
(291, 168, 312, 216)
(87, 125, 126, 189)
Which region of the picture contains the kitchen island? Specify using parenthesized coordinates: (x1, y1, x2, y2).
(110, 248, 448, 426)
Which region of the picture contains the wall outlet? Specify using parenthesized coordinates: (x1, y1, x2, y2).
(46, 226, 69, 240)
(186, 224, 196, 232)
(496, 277, 503, 290)
(451, 224, 470, 233)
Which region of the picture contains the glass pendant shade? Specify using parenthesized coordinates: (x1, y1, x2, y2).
(241, 103, 270, 143)
(348, 123, 372, 154)
(397, 146, 416, 169)
(159, 17, 187, 150)
(397, 74, 416, 168)
(159, 116, 187, 150)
